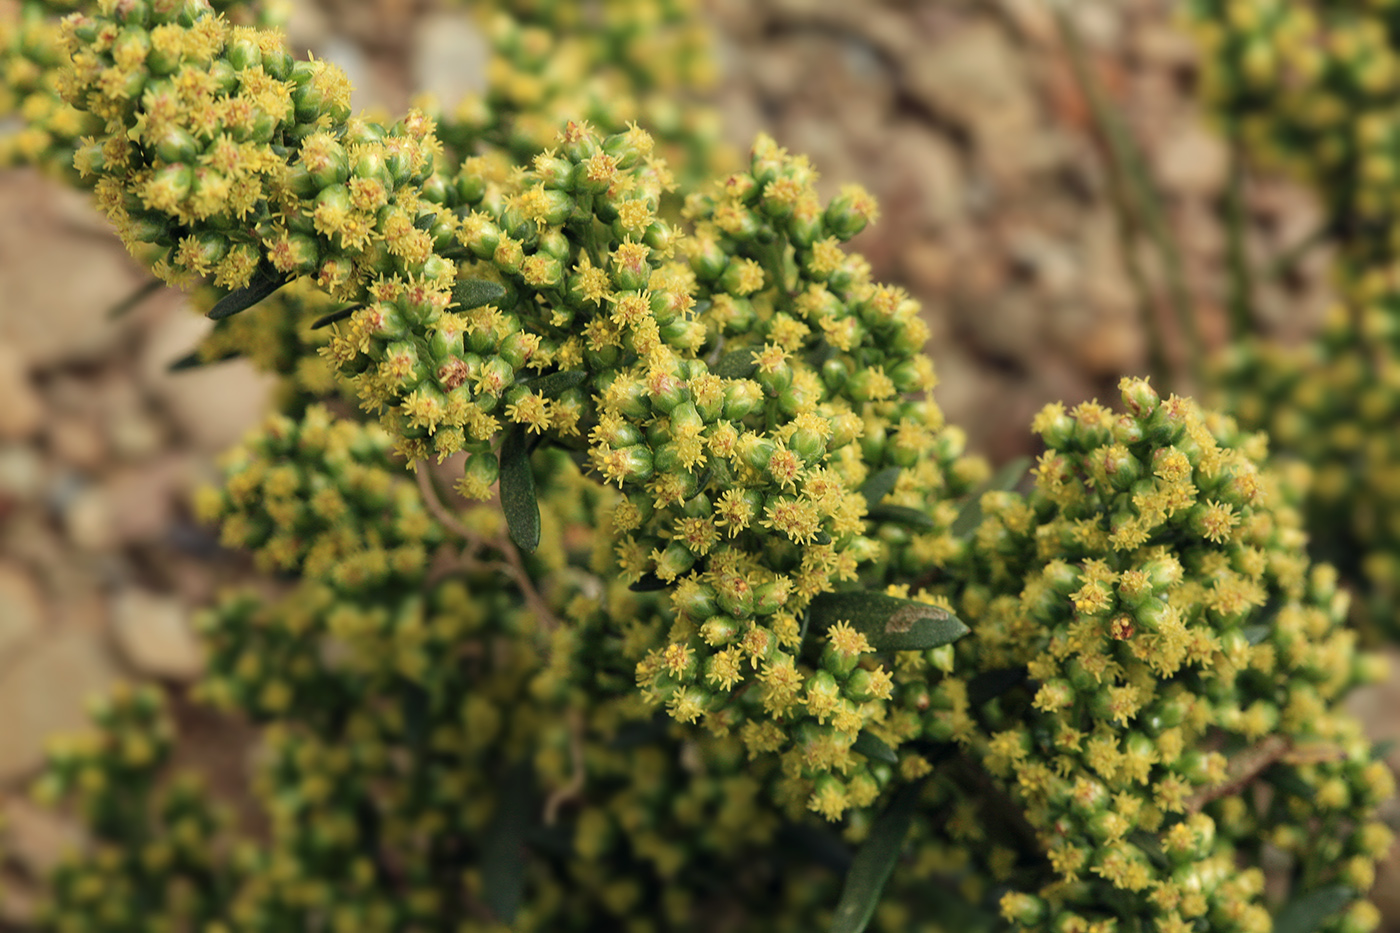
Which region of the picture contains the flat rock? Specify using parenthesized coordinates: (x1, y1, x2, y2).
(1, 797, 85, 878)
(0, 563, 43, 666)
(0, 172, 142, 369)
(112, 589, 204, 682)
(0, 630, 120, 782)
(413, 12, 488, 104)
(138, 304, 274, 454)
(0, 344, 42, 441)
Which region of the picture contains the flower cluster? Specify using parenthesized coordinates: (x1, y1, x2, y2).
(930, 379, 1391, 933)
(1189, 0, 1400, 637)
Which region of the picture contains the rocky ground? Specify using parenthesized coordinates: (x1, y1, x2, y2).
(0, 0, 1393, 926)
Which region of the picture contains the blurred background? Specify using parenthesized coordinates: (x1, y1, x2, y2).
(0, 0, 1395, 926)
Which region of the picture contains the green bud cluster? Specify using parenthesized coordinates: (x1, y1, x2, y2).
(927, 379, 1392, 933)
(427, 0, 722, 183)
(32, 684, 239, 933)
(1188, 0, 1400, 636)
(194, 404, 442, 584)
(1209, 290, 1400, 636)
(1187, 0, 1400, 267)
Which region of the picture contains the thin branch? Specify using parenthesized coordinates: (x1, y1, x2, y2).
(414, 464, 561, 636)
(1187, 735, 1290, 813)
(1056, 7, 1200, 389)
(544, 709, 587, 825)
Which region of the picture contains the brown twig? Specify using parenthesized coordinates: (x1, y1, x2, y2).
(1186, 735, 1291, 813)
(543, 709, 587, 826)
(414, 465, 561, 636)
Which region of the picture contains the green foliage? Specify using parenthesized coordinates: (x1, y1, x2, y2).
(0, 1, 1392, 932)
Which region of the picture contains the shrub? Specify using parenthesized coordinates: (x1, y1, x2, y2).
(1, 1, 1393, 931)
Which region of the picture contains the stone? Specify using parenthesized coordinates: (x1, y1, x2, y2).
(1155, 124, 1228, 198)
(0, 563, 43, 666)
(879, 123, 966, 230)
(1, 798, 85, 878)
(103, 456, 190, 545)
(63, 485, 116, 552)
(0, 172, 143, 369)
(112, 589, 204, 682)
(0, 630, 120, 781)
(138, 303, 275, 454)
(0, 344, 42, 441)
(0, 446, 45, 507)
(413, 12, 488, 104)
(47, 416, 108, 473)
(904, 23, 1035, 155)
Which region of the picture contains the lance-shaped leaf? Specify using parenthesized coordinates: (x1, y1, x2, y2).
(168, 347, 241, 372)
(809, 591, 969, 652)
(852, 731, 898, 765)
(481, 762, 535, 924)
(1272, 886, 1355, 933)
(525, 369, 588, 397)
(106, 278, 164, 320)
(499, 424, 540, 552)
(1262, 763, 1314, 799)
(207, 264, 289, 321)
(829, 781, 922, 933)
(858, 467, 901, 505)
(451, 277, 508, 312)
(713, 347, 758, 379)
(951, 455, 1030, 538)
(310, 304, 365, 330)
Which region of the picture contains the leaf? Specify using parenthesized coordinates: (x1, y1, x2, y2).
(1272, 885, 1355, 933)
(168, 348, 240, 372)
(451, 277, 508, 312)
(858, 467, 901, 505)
(481, 762, 534, 924)
(865, 504, 936, 530)
(967, 667, 1027, 707)
(310, 304, 364, 330)
(106, 278, 163, 320)
(829, 781, 922, 933)
(499, 424, 540, 553)
(207, 264, 288, 321)
(713, 347, 758, 379)
(1242, 624, 1270, 646)
(1261, 763, 1314, 800)
(951, 456, 1030, 538)
(808, 591, 969, 652)
(852, 731, 898, 765)
(1373, 739, 1396, 760)
(526, 369, 588, 397)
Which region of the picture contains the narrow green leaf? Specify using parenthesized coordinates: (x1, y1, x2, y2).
(829, 781, 921, 933)
(951, 456, 1031, 538)
(1273, 886, 1355, 933)
(499, 424, 540, 553)
(168, 348, 240, 372)
(1261, 764, 1314, 799)
(451, 278, 508, 312)
(865, 504, 936, 530)
(809, 592, 969, 652)
(713, 347, 758, 379)
(858, 467, 901, 505)
(310, 304, 364, 330)
(852, 731, 898, 765)
(207, 264, 288, 321)
(526, 369, 588, 397)
(1242, 624, 1270, 646)
(481, 763, 534, 923)
(1373, 739, 1396, 760)
(106, 278, 163, 320)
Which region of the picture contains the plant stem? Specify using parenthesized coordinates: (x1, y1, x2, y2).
(1224, 127, 1255, 342)
(1055, 7, 1201, 390)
